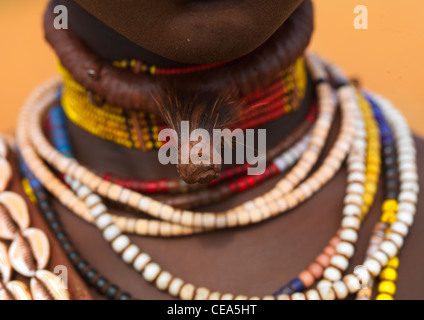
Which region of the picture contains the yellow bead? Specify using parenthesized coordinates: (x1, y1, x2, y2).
(146, 141, 154, 150)
(376, 293, 394, 300)
(378, 281, 396, 296)
(380, 210, 397, 224)
(365, 182, 377, 195)
(382, 200, 398, 212)
(387, 257, 400, 269)
(363, 193, 374, 207)
(380, 268, 398, 282)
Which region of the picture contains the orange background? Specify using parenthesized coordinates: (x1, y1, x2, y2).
(0, 0, 423, 135)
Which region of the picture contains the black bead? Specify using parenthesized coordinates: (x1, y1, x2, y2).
(386, 179, 398, 188)
(383, 145, 396, 157)
(39, 200, 50, 212)
(61, 241, 72, 251)
(55, 231, 67, 241)
(385, 168, 398, 179)
(84, 269, 98, 281)
(50, 221, 61, 231)
(105, 285, 119, 299)
(384, 156, 396, 168)
(385, 190, 398, 200)
(95, 277, 108, 291)
(118, 293, 132, 300)
(67, 250, 80, 261)
(76, 260, 88, 272)
(43, 210, 57, 221)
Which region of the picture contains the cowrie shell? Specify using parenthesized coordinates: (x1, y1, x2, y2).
(0, 241, 12, 283)
(9, 228, 50, 277)
(0, 283, 14, 300)
(31, 270, 70, 300)
(0, 158, 12, 193)
(6, 280, 32, 300)
(0, 192, 30, 240)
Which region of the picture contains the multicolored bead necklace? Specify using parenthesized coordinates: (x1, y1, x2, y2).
(46, 101, 318, 209)
(59, 57, 307, 150)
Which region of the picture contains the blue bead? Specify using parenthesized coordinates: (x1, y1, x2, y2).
(289, 278, 305, 292)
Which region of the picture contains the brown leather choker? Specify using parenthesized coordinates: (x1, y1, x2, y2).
(44, 0, 314, 114)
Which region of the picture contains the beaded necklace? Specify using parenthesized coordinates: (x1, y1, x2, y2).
(46, 100, 318, 199)
(16, 54, 418, 300)
(20, 56, 352, 236)
(13, 54, 394, 298)
(59, 57, 307, 150)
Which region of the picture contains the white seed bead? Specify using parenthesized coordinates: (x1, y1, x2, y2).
(340, 229, 358, 243)
(156, 271, 172, 291)
(234, 295, 248, 300)
(133, 253, 151, 271)
(396, 211, 414, 227)
(90, 203, 107, 218)
(96, 214, 112, 230)
(70, 179, 81, 192)
(249, 296, 261, 300)
(400, 181, 419, 193)
(209, 292, 221, 300)
(194, 287, 210, 300)
(305, 289, 320, 300)
(221, 293, 234, 300)
(122, 245, 140, 264)
(143, 262, 161, 282)
(103, 225, 120, 242)
(399, 191, 418, 204)
(343, 275, 361, 294)
(353, 266, 371, 287)
(323, 267, 342, 282)
(343, 204, 361, 217)
(401, 171, 418, 182)
(364, 259, 381, 277)
(372, 250, 389, 267)
(380, 241, 398, 258)
(347, 183, 365, 195)
(119, 189, 131, 203)
(398, 202, 416, 215)
(317, 282, 336, 300)
(262, 295, 276, 300)
(336, 242, 355, 258)
(330, 255, 349, 271)
(291, 292, 306, 300)
(76, 186, 91, 199)
(349, 162, 365, 172)
(344, 194, 363, 206)
(391, 221, 409, 237)
(317, 279, 332, 291)
(332, 281, 348, 300)
(85, 194, 101, 208)
(138, 197, 152, 211)
(168, 278, 184, 297)
(111, 235, 130, 253)
(386, 232, 404, 249)
(341, 216, 361, 230)
(347, 172, 366, 183)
